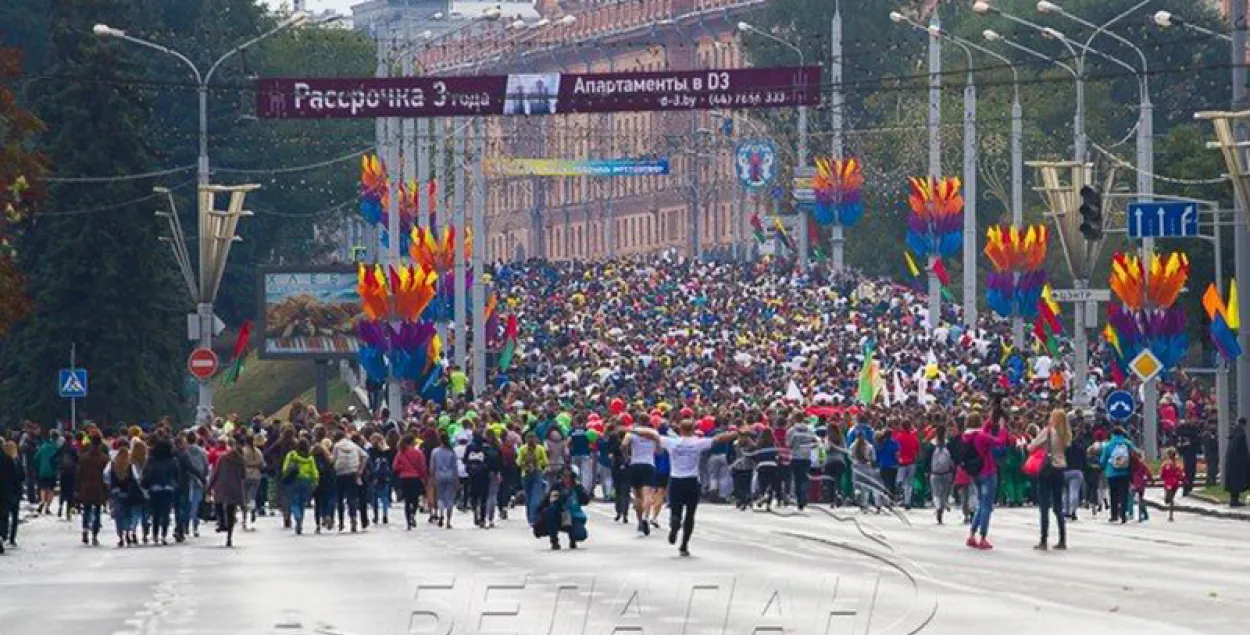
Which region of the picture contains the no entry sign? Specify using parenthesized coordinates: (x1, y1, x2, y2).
(255, 66, 821, 119)
(188, 348, 220, 380)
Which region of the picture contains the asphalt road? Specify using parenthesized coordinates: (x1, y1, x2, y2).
(1, 501, 1246, 635)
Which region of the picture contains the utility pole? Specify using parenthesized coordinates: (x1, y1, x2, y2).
(831, 1, 843, 158)
(1234, 0, 1250, 436)
(829, 1, 845, 270)
(959, 48, 978, 328)
(471, 117, 486, 394)
(927, 10, 942, 331)
(453, 118, 468, 371)
(384, 32, 403, 423)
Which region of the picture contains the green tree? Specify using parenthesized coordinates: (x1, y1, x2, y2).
(0, 0, 185, 425)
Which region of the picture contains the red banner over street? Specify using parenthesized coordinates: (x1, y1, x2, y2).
(255, 66, 821, 119)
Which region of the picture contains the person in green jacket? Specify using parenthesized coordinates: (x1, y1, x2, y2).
(281, 439, 319, 535)
(33, 431, 63, 515)
(997, 439, 1028, 507)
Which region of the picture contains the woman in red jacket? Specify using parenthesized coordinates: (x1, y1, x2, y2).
(895, 421, 921, 509)
(392, 435, 428, 530)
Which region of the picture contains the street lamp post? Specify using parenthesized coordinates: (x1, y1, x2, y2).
(974, 2, 1086, 165)
(94, 13, 307, 423)
(893, 12, 979, 329)
(939, 26, 1025, 346)
(1152, 11, 1233, 42)
(1038, 0, 1160, 455)
(982, 29, 1096, 393)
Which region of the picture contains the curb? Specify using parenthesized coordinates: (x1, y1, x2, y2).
(1142, 497, 1250, 522)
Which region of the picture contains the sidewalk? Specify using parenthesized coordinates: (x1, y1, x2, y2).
(1142, 490, 1250, 522)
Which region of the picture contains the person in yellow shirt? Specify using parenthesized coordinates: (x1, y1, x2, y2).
(518, 433, 549, 526)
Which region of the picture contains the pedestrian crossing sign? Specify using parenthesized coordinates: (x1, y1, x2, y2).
(58, 368, 88, 399)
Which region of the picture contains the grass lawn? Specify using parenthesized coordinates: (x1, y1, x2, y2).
(1196, 484, 1230, 504)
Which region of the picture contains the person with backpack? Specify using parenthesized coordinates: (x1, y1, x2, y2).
(952, 421, 979, 525)
(1027, 409, 1070, 550)
(463, 433, 491, 527)
(367, 433, 394, 525)
(963, 411, 1008, 550)
(1099, 426, 1136, 523)
(928, 425, 955, 524)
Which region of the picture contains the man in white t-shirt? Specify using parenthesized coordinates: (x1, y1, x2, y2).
(632, 416, 738, 556)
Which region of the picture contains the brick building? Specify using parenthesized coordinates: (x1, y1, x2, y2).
(410, 0, 775, 262)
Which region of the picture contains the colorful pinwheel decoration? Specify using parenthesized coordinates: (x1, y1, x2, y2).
(811, 157, 865, 227)
(409, 225, 472, 275)
(359, 154, 388, 226)
(1203, 281, 1241, 362)
(1104, 252, 1191, 381)
(355, 262, 440, 384)
(983, 224, 1049, 320)
(905, 177, 964, 259)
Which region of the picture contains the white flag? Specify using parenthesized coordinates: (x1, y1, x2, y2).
(786, 380, 804, 402)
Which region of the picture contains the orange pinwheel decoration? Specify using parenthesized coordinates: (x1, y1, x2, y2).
(1110, 252, 1189, 310)
(983, 225, 1048, 273)
(408, 224, 474, 274)
(388, 264, 437, 321)
(357, 263, 389, 320)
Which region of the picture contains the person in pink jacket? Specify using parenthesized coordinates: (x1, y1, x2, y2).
(964, 411, 1009, 550)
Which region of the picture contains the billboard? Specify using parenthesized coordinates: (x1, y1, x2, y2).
(258, 267, 361, 359)
(255, 66, 821, 119)
(486, 158, 670, 177)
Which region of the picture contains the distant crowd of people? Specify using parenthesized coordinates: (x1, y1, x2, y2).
(2, 258, 1248, 556)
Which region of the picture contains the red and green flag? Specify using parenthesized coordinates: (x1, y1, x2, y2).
(226, 320, 252, 384)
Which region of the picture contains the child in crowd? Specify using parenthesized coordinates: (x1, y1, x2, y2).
(1160, 447, 1184, 522)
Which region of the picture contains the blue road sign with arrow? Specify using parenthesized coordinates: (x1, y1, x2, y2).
(1126, 201, 1198, 239)
(59, 369, 88, 399)
(1106, 390, 1135, 422)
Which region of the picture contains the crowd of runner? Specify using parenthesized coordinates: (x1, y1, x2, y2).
(1, 258, 1247, 556)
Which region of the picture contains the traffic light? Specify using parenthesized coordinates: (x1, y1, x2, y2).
(1079, 185, 1103, 241)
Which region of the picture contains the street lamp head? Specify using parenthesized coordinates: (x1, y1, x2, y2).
(1040, 26, 1066, 41)
(982, 29, 1003, 42)
(482, 5, 502, 20)
(1036, 1, 1061, 14)
(1153, 11, 1175, 28)
(888, 11, 905, 24)
(972, 1, 994, 14)
(430, 12, 445, 21)
(92, 23, 121, 37)
(737, 21, 753, 33)
(509, 19, 526, 30)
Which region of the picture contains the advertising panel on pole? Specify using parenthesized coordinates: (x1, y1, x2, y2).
(486, 158, 670, 177)
(258, 267, 362, 359)
(734, 138, 778, 191)
(255, 66, 821, 119)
